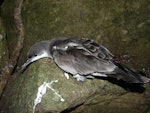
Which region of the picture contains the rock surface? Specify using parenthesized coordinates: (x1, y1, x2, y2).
(0, 58, 150, 113)
(0, 17, 8, 70)
(0, 0, 150, 113)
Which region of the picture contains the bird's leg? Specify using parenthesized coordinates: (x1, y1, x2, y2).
(73, 74, 86, 82)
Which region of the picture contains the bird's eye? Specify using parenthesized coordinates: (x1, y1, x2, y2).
(28, 54, 37, 59)
(28, 56, 32, 59)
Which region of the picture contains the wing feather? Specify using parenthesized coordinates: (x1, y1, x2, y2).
(52, 38, 116, 75)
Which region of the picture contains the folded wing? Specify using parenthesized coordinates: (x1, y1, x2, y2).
(52, 38, 116, 75)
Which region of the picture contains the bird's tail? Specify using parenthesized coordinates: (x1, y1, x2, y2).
(108, 62, 150, 83)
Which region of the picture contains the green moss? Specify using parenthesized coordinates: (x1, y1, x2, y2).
(1, 0, 17, 54)
(70, 93, 149, 113)
(0, 17, 8, 69)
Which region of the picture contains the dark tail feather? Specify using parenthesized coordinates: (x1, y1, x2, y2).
(109, 62, 150, 83)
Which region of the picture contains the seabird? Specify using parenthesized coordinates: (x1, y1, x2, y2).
(22, 37, 150, 83)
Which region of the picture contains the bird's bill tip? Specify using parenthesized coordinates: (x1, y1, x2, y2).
(21, 63, 27, 71)
(21, 59, 32, 72)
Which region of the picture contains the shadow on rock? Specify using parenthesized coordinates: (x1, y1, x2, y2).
(96, 77, 146, 93)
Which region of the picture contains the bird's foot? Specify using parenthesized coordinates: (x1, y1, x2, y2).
(73, 74, 86, 82)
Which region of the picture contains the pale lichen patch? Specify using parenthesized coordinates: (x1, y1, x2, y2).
(33, 80, 65, 113)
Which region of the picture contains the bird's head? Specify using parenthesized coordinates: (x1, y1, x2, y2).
(21, 37, 68, 71)
(22, 41, 52, 71)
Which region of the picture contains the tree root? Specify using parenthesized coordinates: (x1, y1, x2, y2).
(0, 0, 24, 97)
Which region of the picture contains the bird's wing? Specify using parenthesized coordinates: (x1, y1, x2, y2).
(52, 38, 116, 75)
(72, 38, 114, 60)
